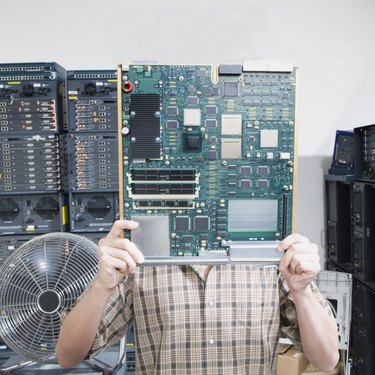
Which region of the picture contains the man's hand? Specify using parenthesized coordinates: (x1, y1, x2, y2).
(97, 220, 144, 291)
(277, 233, 320, 296)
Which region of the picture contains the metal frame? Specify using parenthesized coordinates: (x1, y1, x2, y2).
(315, 270, 352, 375)
(0, 337, 127, 374)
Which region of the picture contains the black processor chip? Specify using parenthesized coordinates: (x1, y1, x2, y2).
(175, 216, 190, 231)
(194, 216, 210, 232)
(224, 81, 238, 97)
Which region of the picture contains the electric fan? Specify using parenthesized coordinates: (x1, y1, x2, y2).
(0, 232, 99, 363)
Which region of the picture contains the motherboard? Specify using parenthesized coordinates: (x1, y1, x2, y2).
(118, 62, 298, 262)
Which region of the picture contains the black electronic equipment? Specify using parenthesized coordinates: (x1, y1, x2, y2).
(351, 277, 375, 375)
(69, 192, 119, 233)
(354, 124, 375, 182)
(327, 130, 354, 181)
(0, 134, 65, 193)
(325, 179, 352, 268)
(0, 63, 65, 134)
(0, 193, 68, 235)
(0, 234, 35, 267)
(66, 70, 117, 132)
(351, 182, 375, 282)
(67, 133, 119, 192)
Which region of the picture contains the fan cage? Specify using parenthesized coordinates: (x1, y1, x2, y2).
(0, 232, 99, 362)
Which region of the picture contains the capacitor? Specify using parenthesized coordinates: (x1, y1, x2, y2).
(121, 127, 130, 135)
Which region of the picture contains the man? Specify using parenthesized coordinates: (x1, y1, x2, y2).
(56, 220, 339, 374)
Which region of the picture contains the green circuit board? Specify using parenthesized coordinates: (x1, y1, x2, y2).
(119, 63, 297, 258)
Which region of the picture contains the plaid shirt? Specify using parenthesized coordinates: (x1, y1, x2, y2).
(65, 264, 332, 375)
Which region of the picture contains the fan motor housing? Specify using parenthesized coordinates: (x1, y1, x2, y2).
(37, 290, 61, 314)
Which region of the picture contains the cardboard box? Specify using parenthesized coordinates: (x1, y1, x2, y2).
(277, 345, 309, 375)
(301, 361, 343, 374)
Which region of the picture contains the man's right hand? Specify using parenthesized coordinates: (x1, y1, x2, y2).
(97, 220, 144, 290)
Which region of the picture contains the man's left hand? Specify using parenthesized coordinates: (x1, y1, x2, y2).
(277, 233, 321, 296)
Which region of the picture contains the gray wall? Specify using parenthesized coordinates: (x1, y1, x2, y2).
(2, 0, 375, 261)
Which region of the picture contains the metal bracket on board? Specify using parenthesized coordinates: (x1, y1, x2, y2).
(140, 241, 282, 266)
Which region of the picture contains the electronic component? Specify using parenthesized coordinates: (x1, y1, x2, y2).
(0, 63, 65, 133)
(326, 130, 355, 181)
(351, 182, 375, 281)
(131, 215, 170, 257)
(0, 134, 64, 193)
(69, 192, 119, 232)
(260, 129, 278, 148)
(129, 94, 161, 159)
(66, 70, 118, 132)
(351, 278, 375, 375)
(218, 64, 242, 76)
(325, 179, 351, 265)
(221, 114, 242, 135)
(221, 138, 242, 159)
(0, 193, 68, 234)
(0, 235, 35, 268)
(184, 108, 201, 126)
(119, 63, 297, 260)
(67, 133, 118, 191)
(224, 81, 238, 97)
(354, 124, 375, 181)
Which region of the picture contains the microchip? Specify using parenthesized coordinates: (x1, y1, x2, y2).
(221, 138, 242, 159)
(221, 114, 242, 135)
(199, 69, 207, 79)
(240, 166, 251, 175)
(137, 201, 149, 207)
(224, 81, 238, 97)
(218, 64, 242, 75)
(249, 136, 255, 145)
(260, 129, 278, 148)
(212, 87, 220, 96)
(184, 108, 201, 126)
(240, 180, 251, 188)
(175, 216, 190, 231)
(210, 136, 217, 144)
(183, 134, 202, 152)
(167, 120, 178, 129)
(206, 106, 217, 115)
(207, 150, 218, 160)
(257, 179, 269, 188)
(203, 87, 212, 97)
(187, 96, 199, 105)
(166, 106, 178, 116)
(182, 235, 194, 242)
(194, 216, 210, 232)
(206, 119, 217, 128)
(257, 166, 269, 175)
